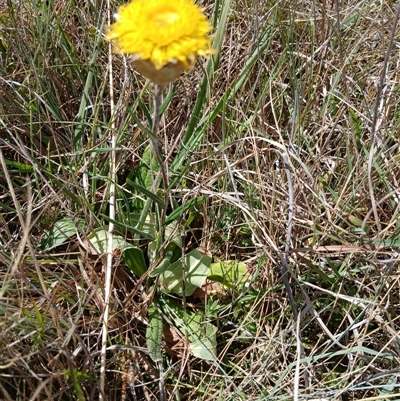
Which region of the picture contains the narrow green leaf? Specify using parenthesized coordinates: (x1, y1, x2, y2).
(4, 159, 34, 173)
(146, 305, 163, 363)
(164, 196, 205, 226)
(126, 213, 156, 238)
(100, 214, 155, 239)
(126, 178, 164, 208)
(73, 18, 103, 153)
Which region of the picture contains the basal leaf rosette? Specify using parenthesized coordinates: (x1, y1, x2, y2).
(107, 0, 214, 86)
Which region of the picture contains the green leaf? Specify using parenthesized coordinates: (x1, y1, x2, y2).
(378, 375, 397, 399)
(146, 305, 163, 363)
(40, 217, 87, 251)
(139, 145, 159, 191)
(126, 179, 164, 208)
(346, 213, 370, 234)
(87, 228, 147, 275)
(363, 238, 400, 247)
(4, 159, 34, 173)
(87, 228, 132, 254)
(189, 318, 217, 361)
(149, 251, 173, 277)
(126, 213, 156, 238)
(161, 297, 217, 361)
(208, 260, 249, 290)
(164, 220, 182, 250)
(101, 214, 155, 240)
(148, 220, 181, 266)
(159, 249, 211, 296)
(164, 196, 205, 226)
(123, 247, 147, 277)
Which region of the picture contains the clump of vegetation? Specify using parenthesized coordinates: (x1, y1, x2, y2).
(1, 0, 400, 400)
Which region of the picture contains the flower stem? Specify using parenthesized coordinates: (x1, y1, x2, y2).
(150, 84, 169, 257)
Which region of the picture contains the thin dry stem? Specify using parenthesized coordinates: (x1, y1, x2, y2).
(366, 1, 400, 234)
(100, 1, 117, 398)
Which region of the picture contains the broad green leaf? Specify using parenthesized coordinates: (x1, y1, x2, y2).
(123, 247, 147, 277)
(208, 260, 249, 290)
(164, 220, 182, 251)
(146, 305, 163, 363)
(87, 228, 147, 276)
(40, 217, 87, 251)
(159, 249, 211, 296)
(87, 228, 132, 254)
(149, 251, 173, 277)
(161, 297, 217, 361)
(189, 319, 217, 361)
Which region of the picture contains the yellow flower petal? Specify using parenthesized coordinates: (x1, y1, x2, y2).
(106, 0, 214, 84)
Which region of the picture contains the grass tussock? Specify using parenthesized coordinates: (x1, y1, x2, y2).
(1, 0, 400, 400)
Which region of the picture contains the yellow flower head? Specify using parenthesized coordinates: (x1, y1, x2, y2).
(107, 0, 214, 85)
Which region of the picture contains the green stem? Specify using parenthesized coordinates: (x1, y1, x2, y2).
(150, 84, 169, 257)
